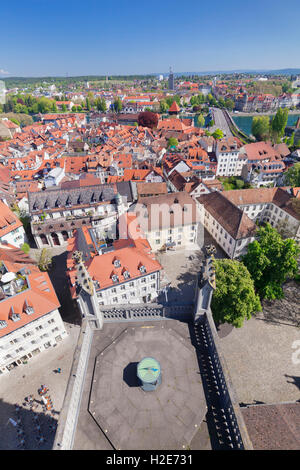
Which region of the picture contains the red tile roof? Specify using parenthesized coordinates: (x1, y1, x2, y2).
(0, 245, 60, 338)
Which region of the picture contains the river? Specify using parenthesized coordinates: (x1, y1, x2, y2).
(232, 114, 300, 137)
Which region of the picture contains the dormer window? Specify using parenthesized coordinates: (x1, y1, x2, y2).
(24, 299, 34, 315)
(9, 307, 21, 322)
(139, 265, 146, 274)
(0, 320, 8, 329)
(113, 258, 121, 268)
(112, 274, 119, 283)
(123, 270, 130, 279)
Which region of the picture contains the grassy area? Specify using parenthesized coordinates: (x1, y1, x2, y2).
(219, 176, 252, 191)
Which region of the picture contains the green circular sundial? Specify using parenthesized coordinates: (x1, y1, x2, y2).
(137, 357, 161, 384)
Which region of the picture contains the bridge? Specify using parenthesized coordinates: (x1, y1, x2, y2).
(211, 107, 253, 143)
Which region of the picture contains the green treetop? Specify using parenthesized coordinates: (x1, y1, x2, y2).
(167, 137, 178, 148)
(212, 128, 224, 140)
(251, 115, 270, 140)
(197, 114, 205, 127)
(211, 258, 261, 328)
(242, 223, 300, 300)
(270, 107, 289, 142)
(284, 162, 300, 187)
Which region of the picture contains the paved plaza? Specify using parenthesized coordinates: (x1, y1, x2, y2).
(0, 323, 80, 450)
(220, 315, 300, 405)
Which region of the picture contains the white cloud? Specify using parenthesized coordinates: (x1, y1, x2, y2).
(0, 69, 10, 75)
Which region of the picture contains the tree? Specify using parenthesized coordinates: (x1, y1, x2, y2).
(113, 98, 122, 113)
(159, 100, 168, 113)
(85, 97, 91, 111)
(10, 118, 20, 126)
(165, 95, 180, 107)
(251, 115, 270, 140)
(21, 243, 30, 254)
(211, 259, 261, 328)
(37, 97, 53, 114)
(37, 248, 52, 272)
(270, 108, 289, 141)
(282, 81, 293, 94)
(224, 99, 235, 111)
(212, 128, 224, 140)
(196, 114, 205, 127)
(167, 137, 178, 148)
(95, 97, 107, 112)
(137, 111, 158, 129)
(235, 178, 245, 189)
(61, 103, 67, 112)
(242, 223, 300, 300)
(284, 162, 300, 187)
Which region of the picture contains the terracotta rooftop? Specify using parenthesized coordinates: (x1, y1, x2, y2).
(168, 101, 180, 113)
(197, 191, 257, 239)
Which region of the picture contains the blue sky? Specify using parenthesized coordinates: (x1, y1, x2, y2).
(1, 0, 300, 77)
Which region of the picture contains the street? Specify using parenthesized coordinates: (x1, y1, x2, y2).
(211, 107, 233, 136)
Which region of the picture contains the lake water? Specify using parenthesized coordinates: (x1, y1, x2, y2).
(232, 114, 300, 136)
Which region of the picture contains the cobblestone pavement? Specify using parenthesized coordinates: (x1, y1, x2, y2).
(0, 323, 80, 450)
(220, 315, 300, 405)
(156, 227, 227, 306)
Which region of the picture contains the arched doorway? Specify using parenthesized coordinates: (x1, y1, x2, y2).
(61, 231, 69, 241)
(40, 234, 49, 245)
(51, 232, 60, 246)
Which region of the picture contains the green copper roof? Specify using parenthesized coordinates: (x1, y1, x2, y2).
(137, 357, 161, 383)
